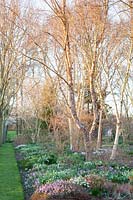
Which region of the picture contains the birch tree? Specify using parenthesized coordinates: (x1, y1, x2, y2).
(0, 0, 27, 145)
(109, 0, 133, 159)
(24, 0, 110, 158)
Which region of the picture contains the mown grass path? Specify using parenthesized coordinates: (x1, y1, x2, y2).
(0, 143, 24, 200)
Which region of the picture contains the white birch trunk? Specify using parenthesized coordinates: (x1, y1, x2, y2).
(110, 120, 121, 160)
(68, 117, 74, 151)
(97, 109, 103, 149)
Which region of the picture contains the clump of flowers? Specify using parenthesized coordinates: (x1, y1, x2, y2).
(37, 180, 87, 195)
(70, 176, 89, 188)
(30, 180, 90, 200)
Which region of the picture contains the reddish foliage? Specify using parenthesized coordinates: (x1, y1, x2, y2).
(30, 193, 49, 200)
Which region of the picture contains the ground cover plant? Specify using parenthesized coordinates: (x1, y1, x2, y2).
(16, 143, 133, 200)
(31, 180, 91, 200)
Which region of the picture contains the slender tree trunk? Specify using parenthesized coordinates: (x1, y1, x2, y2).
(20, 85, 24, 134)
(110, 0, 133, 160)
(97, 109, 103, 149)
(2, 108, 9, 144)
(16, 92, 19, 135)
(68, 117, 74, 151)
(16, 113, 19, 135)
(2, 119, 7, 144)
(68, 85, 90, 159)
(89, 67, 99, 141)
(36, 118, 41, 142)
(110, 120, 121, 160)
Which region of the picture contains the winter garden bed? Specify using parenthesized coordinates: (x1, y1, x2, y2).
(15, 143, 133, 200)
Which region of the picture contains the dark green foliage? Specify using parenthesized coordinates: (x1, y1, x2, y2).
(18, 157, 38, 170)
(38, 154, 57, 165)
(16, 144, 57, 170)
(40, 168, 77, 184)
(105, 165, 130, 184)
(40, 120, 49, 129)
(127, 150, 133, 155)
(106, 172, 129, 183)
(58, 152, 85, 166)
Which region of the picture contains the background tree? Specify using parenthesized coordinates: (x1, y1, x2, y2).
(0, 0, 27, 145)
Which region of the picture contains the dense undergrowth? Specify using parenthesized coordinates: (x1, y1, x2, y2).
(15, 143, 133, 200)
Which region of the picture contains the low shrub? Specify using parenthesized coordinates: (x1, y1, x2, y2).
(18, 157, 38, 170)
(49, 192, 92, 200)
(57, 153, 85, 166)
(30, 180, 90, 200)
(30, 193, 49, 200)
(85, 175, 105, 196)
(103, 181, 116, 195)
(38, 153, 57, 165)
(39, 168, 77, 184)
(106, 170, 129, 184)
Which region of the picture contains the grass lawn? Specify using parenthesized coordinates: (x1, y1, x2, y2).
(6, 131, 17, 142)
(0, 143, 24, 200)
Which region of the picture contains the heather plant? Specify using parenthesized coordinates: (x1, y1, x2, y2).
(30, 180, 90, 200)
(37, 180, 86, 194)
(30, 193, 49, 200)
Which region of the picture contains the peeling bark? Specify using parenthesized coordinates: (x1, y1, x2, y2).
(89, 62, 99, 141)
(110, 120, 121, 160)
(97, 109, 103, 149)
